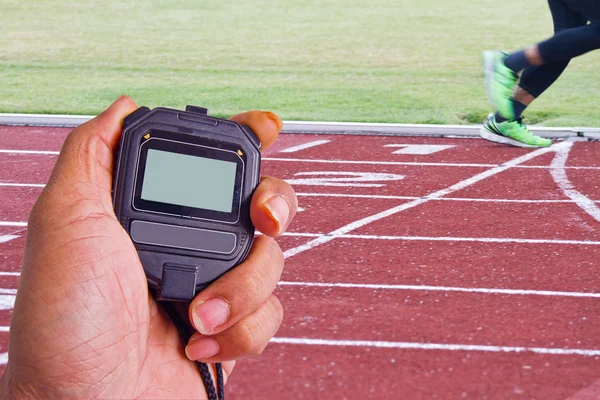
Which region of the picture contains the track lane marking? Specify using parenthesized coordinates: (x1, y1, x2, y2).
(262, 156, 600, 170)
(4, 182, 598, 204)
(0, 222, 27, 227)
(551, 140, 600, 223)
(0, 183, 46, 188)
(282, 232, 600, 245)
(0, 272, 20, 276)
(286, 171, 405, 187)
(296, 193, 600, 203)
(0, 353, 6, 365)
(269, 337, 600, 356)
(0, 294, 15, 310)
(0, 326, 8, 332)
(3, 223, 599, 245)
(2, 279, 598, 297)
(279, 140, 331, 153)
(282, 142, 572, 258)
(2, 150, 599, 169)
(338, 234, 600, 245)
(384, 144, 456, 155)
(278, 281, 600, 298)
(0, 149, 59, 155)
(0, 235, 19, 244)
(2, 279, 599, 298)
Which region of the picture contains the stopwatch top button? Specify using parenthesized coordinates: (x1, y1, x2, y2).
(185, 106, 209, 115)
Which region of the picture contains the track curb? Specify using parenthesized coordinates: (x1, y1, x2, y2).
(0, 113, 598, 139)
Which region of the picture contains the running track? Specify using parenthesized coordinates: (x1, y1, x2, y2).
(1, 125, 600, 399)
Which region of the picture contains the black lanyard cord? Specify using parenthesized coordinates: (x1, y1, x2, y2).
(160, 300, 225, 400)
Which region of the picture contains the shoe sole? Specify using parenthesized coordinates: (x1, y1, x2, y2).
(479, 125, 549, 148)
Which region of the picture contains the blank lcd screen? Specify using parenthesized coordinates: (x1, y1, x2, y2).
(141, 149, 237, 213)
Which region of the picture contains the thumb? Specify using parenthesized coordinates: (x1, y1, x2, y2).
(44, 95, 138, 210)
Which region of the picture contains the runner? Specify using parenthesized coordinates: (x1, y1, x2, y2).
(481, 0, 600, 148)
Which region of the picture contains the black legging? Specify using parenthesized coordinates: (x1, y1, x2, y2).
(518, 0, 600, 98)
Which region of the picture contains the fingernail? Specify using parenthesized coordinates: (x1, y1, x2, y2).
(192, 298, 230, 334)
(265, 195, 290, 232)
(185, 338, 220, 361)
(262, 111, 283, 131)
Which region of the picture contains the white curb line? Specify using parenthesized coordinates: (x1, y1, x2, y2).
(1, 113, 599, 139)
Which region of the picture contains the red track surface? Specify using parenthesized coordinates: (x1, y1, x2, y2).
(1, 126, 600, 399)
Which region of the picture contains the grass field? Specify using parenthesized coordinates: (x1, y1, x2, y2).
(1, 0, 599, 126)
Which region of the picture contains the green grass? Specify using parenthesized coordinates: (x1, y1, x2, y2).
(1, 0, 599, 126)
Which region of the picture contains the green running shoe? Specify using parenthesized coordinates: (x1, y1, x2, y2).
(483, 50, 518, 120)
(480, 113, 552, 148)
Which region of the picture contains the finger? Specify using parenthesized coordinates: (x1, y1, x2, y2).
(221, 360, 236, 385)
(229, 110, 282, 151)
(46, 95, 138, 196)
(185, 295, 283, 362)
(188, 236, 283, 336)
(250, 176, 297, 237)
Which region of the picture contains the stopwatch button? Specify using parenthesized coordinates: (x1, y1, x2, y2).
(185, 105, 209, 115)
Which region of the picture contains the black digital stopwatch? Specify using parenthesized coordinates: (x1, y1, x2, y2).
(113, 105, 261, 302)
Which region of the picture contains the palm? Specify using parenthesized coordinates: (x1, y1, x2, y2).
(13, 209, 206, 399)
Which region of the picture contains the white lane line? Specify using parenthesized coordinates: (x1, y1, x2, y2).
(282, 142, 568, 258)
(1, 223, 597, 245)
(281, 232, 319, 237)
(340, 234, 600, 245)
(270, 337, 600, 357)
(0, 353, 7, 365)
(0, 222, 27, 227)
(0, 295, 15, 310)
(0, 235, 19, 244)
(0, 184, 595, 204)
(0, 272, 20, 276)
(1, 182, 597, 204)
(280, 140, 331, 153)
(280, 232, 600, 245)
(0, 289, 17, 295)
(0, 326, 9, 332)
(0, 149, 59, 155)
(551, 140, 600, 223)
(1, 150, 597, 169)
(278, 281, 600, 298)
(266, 157, 493, 168)
(296, 192, 599, 203)
(263, 156, 600, 170)
(0, 182, 45, 188)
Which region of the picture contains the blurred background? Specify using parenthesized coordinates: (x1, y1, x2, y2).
(1, 0, 598, 124)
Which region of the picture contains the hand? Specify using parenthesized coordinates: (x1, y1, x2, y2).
(0, 97, 297, 399)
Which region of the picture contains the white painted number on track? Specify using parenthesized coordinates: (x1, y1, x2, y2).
(385, 144, 455, 155)
(286, 171, 405, 188)
(280, 140, 331, 153)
